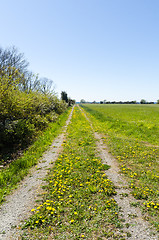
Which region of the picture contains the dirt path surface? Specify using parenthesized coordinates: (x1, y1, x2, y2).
(79, 106, 158, 240)
(0, 107, 74, 240)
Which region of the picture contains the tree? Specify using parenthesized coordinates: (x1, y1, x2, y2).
(68, 98, 75, 106)
(0, 46, 39, 93)
(157, 100, 159, 104)
(140, 99, 146, 104)
(0, 46, 29, 76)
(39, 77, 55, 94)
(80, 99, 86, 103)
(61, 91, 68, 103)
(18, 72, 40, 93)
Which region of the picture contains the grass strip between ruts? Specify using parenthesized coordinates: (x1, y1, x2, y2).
(0, 108, 71, 204)
(22, 106, 128, 240)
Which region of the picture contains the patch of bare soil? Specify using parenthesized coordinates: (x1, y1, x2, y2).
(79, 106, 158, 240)
(0, 107, 74, 240)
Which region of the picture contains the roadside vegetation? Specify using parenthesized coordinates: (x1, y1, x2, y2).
(0, 46, 75, 204)
(22, 106, 128, 240)
(81, 104, 159, 231)
(0, 46, 70, 164)
(0, 108, 70, 204)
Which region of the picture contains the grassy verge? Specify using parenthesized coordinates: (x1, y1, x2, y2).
(81, 104, 159, 231)
(0, 108, 71, 204)
(22, 106, 128, 240)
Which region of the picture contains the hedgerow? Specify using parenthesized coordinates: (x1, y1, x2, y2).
(0, 69, 67, 155)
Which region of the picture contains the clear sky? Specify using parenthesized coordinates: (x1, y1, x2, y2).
(1, 0, 159, 102)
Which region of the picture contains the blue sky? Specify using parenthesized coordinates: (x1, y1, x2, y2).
(1, 0, 159, 102)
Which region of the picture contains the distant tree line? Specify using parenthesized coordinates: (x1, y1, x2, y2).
(80, 99, 158, 104)
(99, 100, 137, 104)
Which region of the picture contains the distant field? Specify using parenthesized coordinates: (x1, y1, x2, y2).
(82, 104, 159, 229)
(82, 104, 159, 144)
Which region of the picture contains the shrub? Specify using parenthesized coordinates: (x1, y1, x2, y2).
(0, 72, 67, 153)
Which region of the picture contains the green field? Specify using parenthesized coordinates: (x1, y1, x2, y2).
(82, 104, 159, 144)
(81, 104, 159, 229)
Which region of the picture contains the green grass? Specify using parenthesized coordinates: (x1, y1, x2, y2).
(82, 104, 159, 145)
(22, 106, 128, 240)
(81, 104, 159, 230)
(0, 109, 71, 204)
